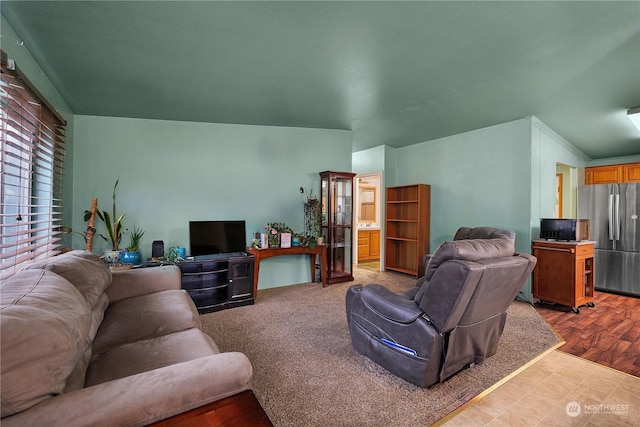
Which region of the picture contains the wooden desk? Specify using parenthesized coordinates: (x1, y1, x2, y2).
(247, 245, 328, 295)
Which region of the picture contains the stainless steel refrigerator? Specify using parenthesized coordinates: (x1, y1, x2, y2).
(577, 183, 640, 296)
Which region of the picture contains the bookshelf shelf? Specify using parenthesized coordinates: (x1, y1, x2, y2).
(384, 184, 430, 277)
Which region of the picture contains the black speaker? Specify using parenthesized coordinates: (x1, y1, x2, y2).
(152, 240, 164, 258)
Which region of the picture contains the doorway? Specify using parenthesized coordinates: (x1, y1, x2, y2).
(555, 163, 578, 218)
(556, 173, 563, 218)
(355, 173, 382, 270)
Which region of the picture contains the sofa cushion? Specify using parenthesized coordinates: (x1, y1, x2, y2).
(0, 269, 90, 417)
(22, 251, 112, 390)
(424, 238, 515, 282)
(85, 328, 220, 386)
(24, 250, 112, 310)
(92, 289, 201, 355)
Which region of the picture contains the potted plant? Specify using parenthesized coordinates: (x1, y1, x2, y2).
(96, 179, 126, 263)
(303, 190, 323, 243)
(120, 227, 144, 265)
(158, 247, 185, 265)
(264, 222, 293, 248)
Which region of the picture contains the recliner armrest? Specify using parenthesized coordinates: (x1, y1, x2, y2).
(362, 284, 423, 323)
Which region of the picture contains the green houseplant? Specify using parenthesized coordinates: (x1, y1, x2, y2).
(304, 198, 322, 241)
(96, 179, 126, 263)
(120, 227, 144, 265)
(158, 247, 184, 265)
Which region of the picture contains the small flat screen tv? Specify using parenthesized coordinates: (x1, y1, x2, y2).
(189, 220, 247, 256)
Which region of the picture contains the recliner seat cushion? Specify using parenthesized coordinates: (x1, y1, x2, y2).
(1, 270, 90, 416)
(92, 289, 201, 355)
(361, 284, 423, 323)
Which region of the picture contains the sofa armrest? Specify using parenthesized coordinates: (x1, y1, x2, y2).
(1, 352, 253, 427)
(107, 265, 181, 303)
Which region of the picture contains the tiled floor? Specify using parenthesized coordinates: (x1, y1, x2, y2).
(437, 350, 640, 427)
(357, 260, 380, 271)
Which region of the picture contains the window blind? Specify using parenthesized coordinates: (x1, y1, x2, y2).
(1, 51, 67, 279)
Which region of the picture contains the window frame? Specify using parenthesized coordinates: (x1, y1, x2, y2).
(1, 52, 67, 279)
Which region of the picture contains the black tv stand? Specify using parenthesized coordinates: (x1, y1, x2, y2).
(179, 253, 255, 314)
(191, 252, 248, 261)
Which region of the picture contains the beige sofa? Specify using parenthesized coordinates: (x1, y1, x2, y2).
(1, 250, 253, 426)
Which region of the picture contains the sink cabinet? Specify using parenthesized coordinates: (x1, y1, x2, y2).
(358, 229, 380, 262)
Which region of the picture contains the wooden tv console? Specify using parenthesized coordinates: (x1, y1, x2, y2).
(178, 253, 255, 314)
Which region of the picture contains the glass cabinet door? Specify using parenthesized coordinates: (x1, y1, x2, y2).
(320, 171, 355, 284)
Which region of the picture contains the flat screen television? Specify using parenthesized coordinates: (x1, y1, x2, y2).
(189, 220, 247, 256)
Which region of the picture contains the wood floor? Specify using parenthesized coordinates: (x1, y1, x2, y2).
(150, 390, 273, 427)
(534, 290, 640, 377)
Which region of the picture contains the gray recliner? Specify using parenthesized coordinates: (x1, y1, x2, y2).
(345, 228, 536, 388)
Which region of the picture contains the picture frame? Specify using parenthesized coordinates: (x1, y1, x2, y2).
(280, 232, 292, 248)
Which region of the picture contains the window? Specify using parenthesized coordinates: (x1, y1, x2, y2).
(1, 52, 67, 279)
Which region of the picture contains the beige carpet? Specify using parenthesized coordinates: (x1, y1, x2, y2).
(200, 268, 560, 426)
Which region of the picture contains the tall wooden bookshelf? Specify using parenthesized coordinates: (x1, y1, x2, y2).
(385, 184, 430, 277)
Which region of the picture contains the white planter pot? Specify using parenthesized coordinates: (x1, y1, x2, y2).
(103, 250, 122, 264)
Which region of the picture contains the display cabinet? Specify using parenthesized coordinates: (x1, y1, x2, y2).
(320, 171, 356, 284)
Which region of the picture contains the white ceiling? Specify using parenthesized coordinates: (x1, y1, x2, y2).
(2, 1, 639, 158)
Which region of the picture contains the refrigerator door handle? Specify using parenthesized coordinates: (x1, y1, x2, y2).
(608, 194, 614, 241)
(615, 193, 620, 241)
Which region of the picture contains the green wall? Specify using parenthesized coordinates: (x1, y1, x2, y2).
(530, 117, 591, 236)
(355, 116, 592, 299)
(71, 115, 352, 289)
(395, 118, 533, 250)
